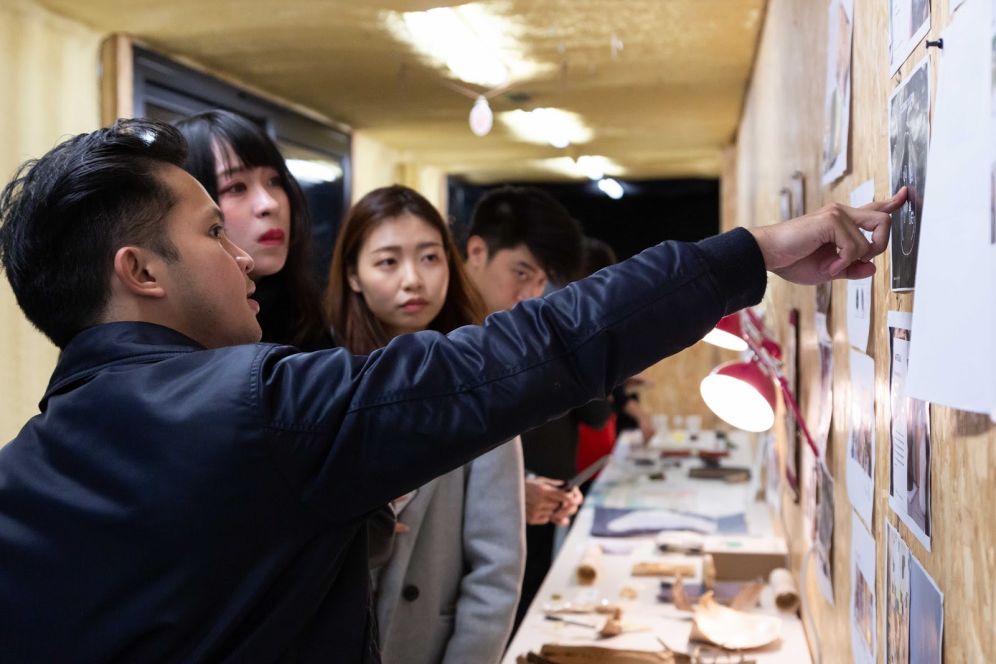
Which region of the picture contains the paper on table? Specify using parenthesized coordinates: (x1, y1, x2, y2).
(846, 350, 876, 529)
(907, 0, 995, 416)
(605, 510, 716, 535)
(850, 513, 876, 664)
(847, 181, 875, 352)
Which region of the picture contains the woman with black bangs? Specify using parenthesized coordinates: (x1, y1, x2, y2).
(174, 110, 331, 350)
(174, 109, 396, 582)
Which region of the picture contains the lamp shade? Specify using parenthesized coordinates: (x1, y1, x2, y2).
(700, 359, 776, 432)
(701, 314, 749, 351)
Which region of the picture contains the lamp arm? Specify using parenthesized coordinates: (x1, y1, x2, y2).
(773, 372, 820, 458)
(742, 331, 821, 459)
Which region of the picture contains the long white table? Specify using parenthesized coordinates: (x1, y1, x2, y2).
(502, 430, 812, 663)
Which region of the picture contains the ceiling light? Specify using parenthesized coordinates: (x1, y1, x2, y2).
(597, 178, 624, 200)
(469, 96, 494, 137)
(575, 155, 606, 180)
(386, 4, 549, 88)
(286, 159, 342, 184)
(500, 107, 592, 148)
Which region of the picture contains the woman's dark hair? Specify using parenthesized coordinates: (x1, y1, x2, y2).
(0, 119, 185, 348)
(174, 110, 328, 349)
(325, 185, 485, 355)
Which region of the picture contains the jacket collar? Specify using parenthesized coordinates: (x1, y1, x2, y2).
(41, 322, 205, 410)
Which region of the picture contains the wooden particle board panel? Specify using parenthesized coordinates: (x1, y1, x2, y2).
(727, 0, 996, 661)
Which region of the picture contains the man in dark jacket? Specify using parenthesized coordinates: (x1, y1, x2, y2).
(0, 119, 901, 662)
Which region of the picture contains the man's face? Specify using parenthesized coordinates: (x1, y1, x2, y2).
(154, 165, 262, 348)
(464, 235, 547, 314)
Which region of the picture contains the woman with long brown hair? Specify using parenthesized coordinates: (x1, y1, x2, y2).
(325, 185, 525, 664)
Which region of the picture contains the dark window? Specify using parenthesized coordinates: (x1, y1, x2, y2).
(132, 46, 350, 288)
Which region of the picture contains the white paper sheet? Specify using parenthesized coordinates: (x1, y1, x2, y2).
(907, 0, 994, 416)
(847, 182, 875, 352)
(822, 0, 854, 185)
(888, 312, 932, 552)
(850, 513, 876, 664)
(846, 350, 876, 528)
(891, 0, 931, 74)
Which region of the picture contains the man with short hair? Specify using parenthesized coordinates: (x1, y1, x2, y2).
(463, 186, 592, 529)
(0, 119, 902, 662)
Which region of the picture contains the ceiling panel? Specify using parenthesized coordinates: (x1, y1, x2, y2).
(38, 0, 765, 182)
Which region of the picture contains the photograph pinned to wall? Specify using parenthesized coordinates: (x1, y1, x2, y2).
(850, 512, 876, 664)
(822, 0, 854, 185)
(763, 432, 781, 513)
(889, 57, 931, 290)
(814, 459, 835, 605)
(846, 350, 876, 528)
(888, 311, 932, 551)
(991, 0, 996, 243)
(887, 522, 911, 664)
(809, 312, 834, 456)
(801, 445, 818, 548)
(784, 309, 802, 498)
(890, 0, 931, 74)
(847, 181, 875, 352)
(908, 554, 944, 664)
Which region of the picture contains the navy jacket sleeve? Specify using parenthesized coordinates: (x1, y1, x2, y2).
(257, 229, 765, 521)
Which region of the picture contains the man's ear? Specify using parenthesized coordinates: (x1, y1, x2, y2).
(112, 246, 167, 299)
(346, 266, 362, 294)
(465, 235, 490, 269)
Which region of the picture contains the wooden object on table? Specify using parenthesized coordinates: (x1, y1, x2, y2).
(631, 561, 696, 577)
(702, 554, 716, 590)
(703, 537, 787, 582)
(517, 644, 682, 663)
(728, 581, 765, 611)
(769, 568, 800, 611)
(575, 544, 603, 585)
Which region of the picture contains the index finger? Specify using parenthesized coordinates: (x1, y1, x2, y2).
(842, 187, 907, 259)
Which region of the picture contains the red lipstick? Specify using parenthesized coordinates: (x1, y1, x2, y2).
(258, 229, 285, 245)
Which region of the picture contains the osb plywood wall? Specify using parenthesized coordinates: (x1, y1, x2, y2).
(729, 0, 995, 661)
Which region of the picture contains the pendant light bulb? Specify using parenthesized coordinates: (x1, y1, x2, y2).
(469, 96, 494, 137)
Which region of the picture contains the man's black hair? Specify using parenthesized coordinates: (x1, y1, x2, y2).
(0, 118, 186, 348)
(467, 186, 584, 284)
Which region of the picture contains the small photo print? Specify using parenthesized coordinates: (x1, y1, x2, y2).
(853, 566, 875, 653)
(909, 557, 944, 664)
(887, 524, 911, 664)
(889, 58, 930, 291)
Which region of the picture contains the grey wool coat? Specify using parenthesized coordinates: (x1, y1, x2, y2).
(374, 437, 525, 664)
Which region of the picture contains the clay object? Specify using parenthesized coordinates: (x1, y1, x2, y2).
(768, 568, 800, 611)
(576, 544, 603, 585)
(689, 593, 781, 650)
